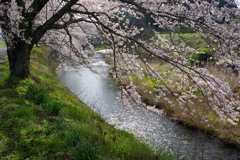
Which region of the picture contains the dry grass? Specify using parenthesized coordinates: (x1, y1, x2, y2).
(206, 63, 240, 90)
(107, 54, 240, 147)
(146, 61, 240, 147)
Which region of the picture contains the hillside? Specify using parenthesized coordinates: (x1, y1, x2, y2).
(0, 46, 175, 160)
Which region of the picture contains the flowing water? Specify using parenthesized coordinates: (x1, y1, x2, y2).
(58, 50, 240, 160)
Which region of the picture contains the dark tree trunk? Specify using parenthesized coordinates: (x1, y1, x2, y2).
(0, 0, 80, 80)
(7, 42, 33, 79)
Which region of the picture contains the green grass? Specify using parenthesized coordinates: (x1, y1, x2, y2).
(0, 46, 176, 159)
(0, 41, 6, 47)
(94, 44, 110, 51)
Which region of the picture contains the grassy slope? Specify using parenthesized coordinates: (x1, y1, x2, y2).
(0, 46, 176, 160)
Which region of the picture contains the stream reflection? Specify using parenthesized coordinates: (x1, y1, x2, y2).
(58, 50, 240, 160)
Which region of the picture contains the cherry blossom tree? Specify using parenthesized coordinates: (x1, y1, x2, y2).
(0, 0, 240, 124)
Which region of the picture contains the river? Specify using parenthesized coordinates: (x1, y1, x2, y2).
(58, 50, 240, 160)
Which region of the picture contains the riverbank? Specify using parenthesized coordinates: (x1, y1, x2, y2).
(104, 53, 240, 148)
(0, 46, 175, 159)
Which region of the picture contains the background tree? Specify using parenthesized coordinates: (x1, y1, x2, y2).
(0, 0, 240, 124)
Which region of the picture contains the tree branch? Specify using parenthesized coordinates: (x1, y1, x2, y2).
(16, 0, 25, 10)
(32, 0, 78, 44)
(25, 0, 50, 21)
(50, 18, 89, 29)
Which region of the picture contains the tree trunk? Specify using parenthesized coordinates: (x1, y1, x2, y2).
(7, 42, 33, 79)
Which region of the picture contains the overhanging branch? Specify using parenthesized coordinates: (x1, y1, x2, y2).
(32, 0, 78, 44)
